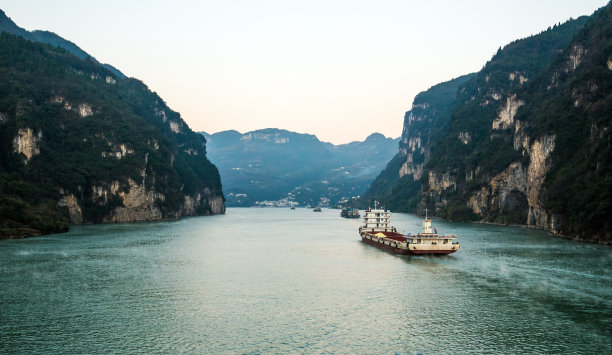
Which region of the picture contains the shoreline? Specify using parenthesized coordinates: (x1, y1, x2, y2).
(0, 210, 226, 241)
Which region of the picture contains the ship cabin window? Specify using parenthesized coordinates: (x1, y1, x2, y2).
(443, 239, 448, 244)
(417, 239, 421, 243)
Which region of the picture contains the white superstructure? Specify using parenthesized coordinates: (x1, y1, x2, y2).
(359, 201, 397, 234)
(406, 209, 460, 254)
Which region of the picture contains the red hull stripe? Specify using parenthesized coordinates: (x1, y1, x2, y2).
(409, 249, 456, 255)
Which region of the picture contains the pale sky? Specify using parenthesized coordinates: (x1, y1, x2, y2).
(0, 0, 607, 144)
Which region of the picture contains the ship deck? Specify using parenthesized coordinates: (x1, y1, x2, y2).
(413, 233, 458, 239)
(363, 231, 407, 242)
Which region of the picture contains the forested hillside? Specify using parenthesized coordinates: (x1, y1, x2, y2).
(363, 4, 611, 243)
(0, 32, 224, 239)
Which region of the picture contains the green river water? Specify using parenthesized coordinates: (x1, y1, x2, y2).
(1, 208, 610, 353)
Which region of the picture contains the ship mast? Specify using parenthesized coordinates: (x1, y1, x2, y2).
(422, 208, 433, 234)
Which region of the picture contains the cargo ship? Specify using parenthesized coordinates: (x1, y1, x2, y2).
(359, 202, 459, 255)
(340, 207, 360, 218)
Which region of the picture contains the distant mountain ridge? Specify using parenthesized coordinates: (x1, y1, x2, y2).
(0, 9, 125, 78)
(201, 129, 399, 207)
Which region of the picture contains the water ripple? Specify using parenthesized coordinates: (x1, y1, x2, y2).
(0, 208, 610, 354)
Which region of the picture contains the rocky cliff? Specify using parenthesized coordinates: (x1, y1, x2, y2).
(0, 20, 224, 239)
(511, 5, 612, 242)
(364, 5, 612, 243)
(361, 74, 474, 210)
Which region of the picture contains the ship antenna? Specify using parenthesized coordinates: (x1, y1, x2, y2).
(425, 208, 428, 220)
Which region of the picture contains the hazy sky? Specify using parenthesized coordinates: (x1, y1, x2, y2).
(1, 1, 607, 144)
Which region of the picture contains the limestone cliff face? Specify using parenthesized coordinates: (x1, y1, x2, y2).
(465, 134, 556, 228)
(396, 76, 472, 184)
(427, 171, 456, 195)
(492, 95, 524, 130)
(12, 127, 41, 162)
(398, 110, 426, 181)
(423, 171, 457, 211)
(395, 75, 476, 185)
(58, 177, 225, 225)
(207, 193, 225, 215)
(422, 66, 560, 227)
(102, 179, 163, 223)
(525, 135, 556, 228)
(240, 131, 291, 144)
(467, 162, 526, 216)
(57, 191, 83, 224)
(359, 74, 474, 210)
(167, 188, 225, 218)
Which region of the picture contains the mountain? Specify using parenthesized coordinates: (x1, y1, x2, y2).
(0, 9, 125, 78)
(361, 73, 475, 209)
(510, 5, 612, 242)
(201, 129, 399, 207)
(363, 4, 612, 243)
(0, 26, 224, 239)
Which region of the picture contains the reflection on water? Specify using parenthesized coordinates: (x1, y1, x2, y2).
(0, 208, 610, 354)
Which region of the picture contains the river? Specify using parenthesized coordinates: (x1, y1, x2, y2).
(1, 208, 610, 353)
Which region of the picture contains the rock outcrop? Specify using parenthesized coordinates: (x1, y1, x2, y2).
(107, 183, 162, 222)
(465, 134, 555, 228)
(57, 191, 83, 224)
(12, 127, 41, 162)
(492, 95, 524, 130)
(360, 74, 474, 210)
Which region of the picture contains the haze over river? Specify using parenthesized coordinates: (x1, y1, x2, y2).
(1, 208, 610, 353)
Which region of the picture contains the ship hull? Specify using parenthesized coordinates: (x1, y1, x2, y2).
(361, 235, 411, 255)
(361, 233, 459, 256)
(409, 249, 457, 255)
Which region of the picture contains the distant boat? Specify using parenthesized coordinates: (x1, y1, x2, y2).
(313, 206, 322, 212)
(290, 206, 296, 210)
(359, 202, 459, 255)
(340, 207, 360, 218)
